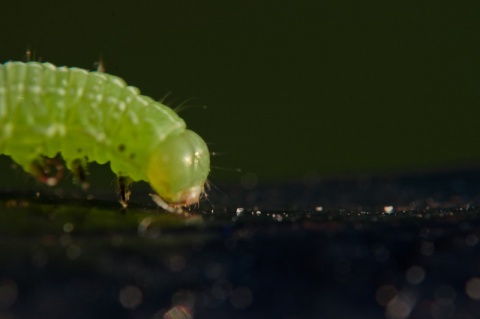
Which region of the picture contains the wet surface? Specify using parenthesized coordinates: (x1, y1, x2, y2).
(2, 170, 480, 318)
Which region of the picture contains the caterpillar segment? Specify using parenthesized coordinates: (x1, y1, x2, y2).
(0, 61, 210, 210)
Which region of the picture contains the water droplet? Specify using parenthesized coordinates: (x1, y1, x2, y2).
(384, 206, 394, 214)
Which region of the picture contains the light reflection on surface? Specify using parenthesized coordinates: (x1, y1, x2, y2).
(163, 305, 192, 319)
(2, 193, 480, 318)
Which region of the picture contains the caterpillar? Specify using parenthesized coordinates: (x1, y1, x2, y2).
(0, 61, 210, 211)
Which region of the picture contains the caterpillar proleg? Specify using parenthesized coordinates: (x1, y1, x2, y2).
(0, 61, 210, 211)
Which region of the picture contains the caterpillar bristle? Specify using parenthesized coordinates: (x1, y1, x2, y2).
(95, 54, 105, 73)
(172, 97, 196, 113)
(24, 47, 40, 62)
(159, 91, 172, 104)
(25, 48, 32, 62)
(211, 165, 242, 173)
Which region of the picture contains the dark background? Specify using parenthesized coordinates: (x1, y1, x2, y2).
(1, 0, 480, 184)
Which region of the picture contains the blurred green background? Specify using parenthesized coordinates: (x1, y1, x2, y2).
(1, 0, 480, 185)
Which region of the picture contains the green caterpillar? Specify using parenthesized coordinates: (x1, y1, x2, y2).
(0, 61, 210, 211)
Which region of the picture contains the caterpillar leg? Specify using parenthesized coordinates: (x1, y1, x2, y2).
(30, 156, 65, 186)
(70, 158, 90, 190)
(117, 176, 132, 208)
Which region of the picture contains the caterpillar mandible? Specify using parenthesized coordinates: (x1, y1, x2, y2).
(0, 61, 210, 211)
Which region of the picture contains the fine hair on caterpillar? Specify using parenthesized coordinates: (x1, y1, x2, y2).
(160, 93, 208, 115)
(0, 59, 210, 212)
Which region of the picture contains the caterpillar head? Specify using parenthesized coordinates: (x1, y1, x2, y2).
(147, 130, 210, 209)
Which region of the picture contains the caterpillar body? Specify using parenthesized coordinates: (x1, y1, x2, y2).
(0, 61, 210, 210)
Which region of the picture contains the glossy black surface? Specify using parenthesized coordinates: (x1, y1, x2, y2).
(2, 170, 480, 318)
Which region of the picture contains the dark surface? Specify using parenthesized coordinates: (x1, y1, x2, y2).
(2, 170, 480, 318)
